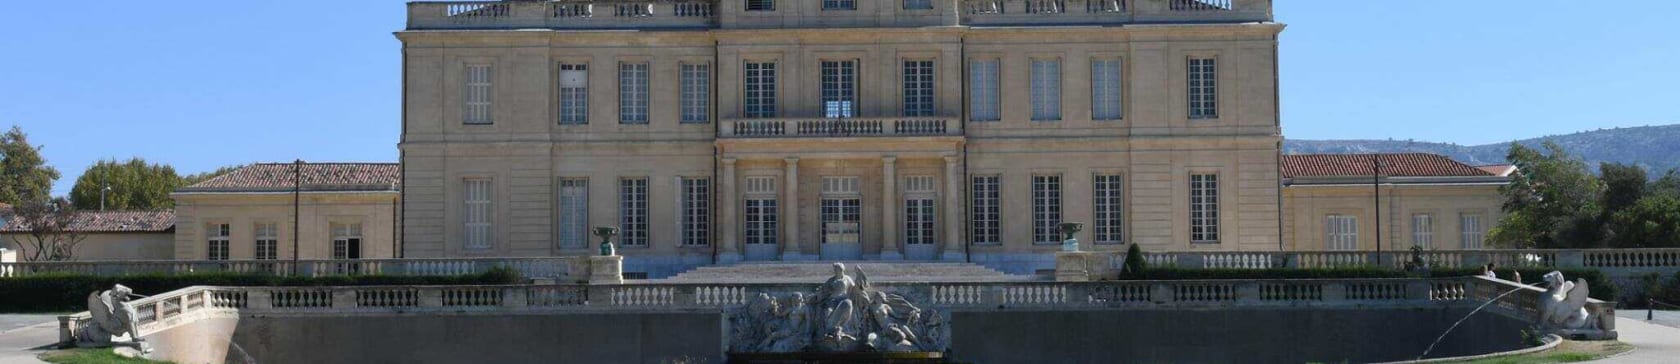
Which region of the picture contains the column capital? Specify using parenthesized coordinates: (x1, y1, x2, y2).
(785, 156, 800, 164)
(882, 155, 898, 163)
(943, 154, 960, 165)
(721, 157, 738, 166)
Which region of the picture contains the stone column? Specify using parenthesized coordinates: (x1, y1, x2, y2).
(941, 155, 965, 261)
(782, 157, 803, 260)
(880, 156, 902, 260)
(718, 158, 741, 263)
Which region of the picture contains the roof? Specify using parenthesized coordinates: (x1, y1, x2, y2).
(1281, 153, 1494, 178)
(1, 210, 175, 233)
(1476, 164, 1518, 177)
(177, 162, 400, 193)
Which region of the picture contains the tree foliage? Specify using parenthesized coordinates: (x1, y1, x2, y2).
(1490, 141, 1604, 248)
(68, 158, 184, 210)
(5, 198, 87, 262)
(181, 164, 244, 186)
(0, 126, 60, 205)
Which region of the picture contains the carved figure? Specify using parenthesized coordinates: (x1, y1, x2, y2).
(726, 264, 951, 353)
(1539, 271, 1594, 330)
(82, 284, 145, 349)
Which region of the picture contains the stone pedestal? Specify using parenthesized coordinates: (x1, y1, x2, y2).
(1054, 251, 1094, 282)
(588, 255, 624, 285)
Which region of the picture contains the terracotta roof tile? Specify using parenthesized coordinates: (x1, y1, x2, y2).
(1281, 153, 1494, 178)
(1, 210, 175, 233)
(178, 162, 399, 192)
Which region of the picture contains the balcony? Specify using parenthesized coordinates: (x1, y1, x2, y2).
(720, 117, 962, 138)
(407, 1, 718, 30)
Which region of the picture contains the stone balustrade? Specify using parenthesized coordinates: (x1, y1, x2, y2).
(1090, 249, 1680, 273)
(720, 117, 961, 138)
(406, 0, 1271, 30)
(1, 257, 588, 280)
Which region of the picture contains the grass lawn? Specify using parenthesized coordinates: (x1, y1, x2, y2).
(37, 348, 172, 364)
(1442, 340, 1633, 364)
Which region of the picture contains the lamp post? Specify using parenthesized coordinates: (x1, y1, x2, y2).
(293, 159, 304, 275)
(1372, 154, 1385, 256)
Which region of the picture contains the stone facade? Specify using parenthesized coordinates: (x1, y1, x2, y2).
(171, 163, 401, 261)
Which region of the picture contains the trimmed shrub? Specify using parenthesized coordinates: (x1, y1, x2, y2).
(1120, 244, 1147, 278)
(0, 268, 524, 313)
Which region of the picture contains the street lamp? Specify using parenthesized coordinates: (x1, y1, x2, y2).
(293, 159, 304, 275)
(1372, 154, 1387, 255)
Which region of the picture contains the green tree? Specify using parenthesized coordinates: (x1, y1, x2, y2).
(0, 126, 60, 205)
(1490, 141, 1605, 248)
(68, 158, 184, 210)
(1599, 162, 1647, 218)
(1606, 194, 1680, 248)
(180, 164, 244, 186)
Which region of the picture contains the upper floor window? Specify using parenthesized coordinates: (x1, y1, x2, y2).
(619, 62, 650, 124)
(744, 61, 777, 118)
(969, 59, 1000, 122)
(1030, 59, 1061, 121)
(681, 62, 711, 123)
(821, 60, 857, 118)
(904, 0, 933, 10)
(1187, 56, 1218, 119)
(558, 63, 588, 125)
(1189, 173, 1219, 243)
(1091, 58, 1123, 121)
(823, 0, 856, 11)
(207, 223, 230, 261)
(902, 60, 936, 117)
(1325, 215, 1358, 251)
(463, 64, 493, 125)
(463, 178, 493, 250)
(746, 0, 775, 11)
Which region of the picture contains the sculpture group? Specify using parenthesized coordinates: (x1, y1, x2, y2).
(729, 263, 951, 353)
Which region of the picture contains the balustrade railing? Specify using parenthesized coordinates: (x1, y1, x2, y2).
(408, 0, 1269, 30)
(721, 117, 960, 138)
(409, 1, 719, 29)
(1093, 249, 1680, 275)
(0, 257, 586, 279)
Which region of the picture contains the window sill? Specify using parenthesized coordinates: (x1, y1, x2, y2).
(1190, 240, 1221, 245)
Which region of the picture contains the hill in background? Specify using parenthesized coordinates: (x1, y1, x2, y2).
(1285, 124, 1680, 175)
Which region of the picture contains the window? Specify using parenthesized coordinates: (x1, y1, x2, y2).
(463, 178, 493, 250)
(1091, 58, 1123, 120)
(821, 177, 862, 246)
(1461, 213, 1484, 249)
(904, 0, 932, 10)
(1188, 57, 1217, 119)
(969, 59, 1000, 121)
(1325, 215, 1358, 251)
(254, 222, 278, 260)
(901, 60, 936, 117)
(557, 63, 588, 125)
(971, 175, 1000, 245)
(745, 177, 778, 246)
(823, 0, 856, 11)
(331, 222, 362, 260)
(618, 62, 649, 124)
(681, 177, 710, 246)
(904, 176, 937, 247)
(207, 223, 230, 261)
(1093, 174, 1124, 244)
(744, 61, 777, 118)
(1032, 174, 1063, 244)
(1412, 214, 1434, 249)
(746, 0, 775, 11)
(680, 63, 710, 123)
(463, 64, 493, 124)
(1030, 59, 1061, 121)
(620, 178, 649, 247)
(821, 60, 857, 118)
(1189, 173, 1219, 243)
(557, 179, 589, 249)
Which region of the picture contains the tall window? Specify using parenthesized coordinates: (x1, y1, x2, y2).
(620, 178, 649, 247)
(331, 222, 362, 260)
(820, 177, 862, 246)
(254, 222, 278, 260)
(557, 179, 589, 249)
(904, 176, 937, 247)
(969, 59, 1000, 121)
(1412, 214, 1434, 249)
(1030, 59, 1061, 121)
(618, 62, 649, 124)
(207, 223, 230, 261)
(1461, 213, 1484, 249)
(463, 64, 493, 124)
(1325, 215, 1358, 251)
(744, 61, 777, 118)
(1189, 173, 1219, 243)
(904, 0, 933, 9)
(1187, 57, 1218, 119)
(821, 60, 857, 118)
(463, 178, 493, 250)
(744, 177, 779, 246)
(970, 175, 1000, 245)
(1093, 174, 1124, 244)
(557, 63, 588, 125)
(746, 0, 775, 11)
(1091, 58, 1123, 120)
(1032, 174, 1063, 244)
(681, 62, 710, 123)
(902, 60, 936, 117)
(681, 177, 710, 246)
(823, 0, 856, 10)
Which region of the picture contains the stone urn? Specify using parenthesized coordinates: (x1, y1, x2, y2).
(594, 226, 619, 256)
(1059, 222, 1084, 252)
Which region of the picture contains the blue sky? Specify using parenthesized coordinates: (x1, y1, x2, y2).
(3, 1, 1677, 197)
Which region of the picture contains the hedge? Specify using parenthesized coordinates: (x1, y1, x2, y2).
(1111, 267, 1617, 301)
(0, 267, 521, 313)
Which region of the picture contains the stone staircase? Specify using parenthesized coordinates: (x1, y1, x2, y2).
(658, 261, 1036, 283)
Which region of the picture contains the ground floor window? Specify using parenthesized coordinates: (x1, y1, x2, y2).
(745, 198, 778, 245)
(1461, 213, 1484, 249)
(970, 175, 1000, 245)
(821, 198, 861, 245)
(1032, 174, 1063, 244)
(557, 179, 588, 249)
(254, 222, 278, 260)
(620, 177, 649, 247)
(905, 198, 935, 246)
(207, 223, 230, 261)
(1093, 174, 1124, 244)
(1412, 214, 1434, 249)
(1325, 215, 1357, 251)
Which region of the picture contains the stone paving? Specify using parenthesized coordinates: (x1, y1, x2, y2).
(0, 315, 54, 364)
(1590, 313, 1680, 363)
